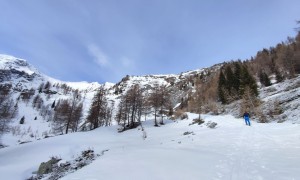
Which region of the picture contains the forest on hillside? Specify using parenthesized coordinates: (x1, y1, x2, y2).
(186, 23, 300, 121)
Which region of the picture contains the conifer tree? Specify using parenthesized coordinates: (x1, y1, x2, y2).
(224, 65, 234, 91)
(115, 85, 144, 129)
(218, 63, 258, 104)
(233, 62, 242, 92)
(275, 68, 284, 83)
(193, 86, 203, 120)
(158, 85, 171, 125)
(259, 70, 271, 87)
(115, 97, 125, 125)
(20, 116, 25, 124)
(53, 91, 83, 134)
(32, 94, 43, 109)
(71, 102, 83, 132)
(240, 65, 258, 97)
(217, 71, 227, 104)
(86, 86, 107, 130)
(125, 84, 143, 128)
(44, 81, 51, 90)
(51, 100, 56, 109)
(148, 84, 162, 126)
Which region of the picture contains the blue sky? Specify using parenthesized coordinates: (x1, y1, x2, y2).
(0, 0, 299, 83)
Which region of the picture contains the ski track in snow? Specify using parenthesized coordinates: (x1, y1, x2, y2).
(1, 114, 300, 180)
(213, 120, 300, 180)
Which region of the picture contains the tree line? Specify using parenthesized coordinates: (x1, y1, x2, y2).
(88, 84, 172, 131)
(184, 23, 300, 121)
(218, 61, 258, 104)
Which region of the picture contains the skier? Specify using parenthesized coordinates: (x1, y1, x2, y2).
(243, 111, 251, 126)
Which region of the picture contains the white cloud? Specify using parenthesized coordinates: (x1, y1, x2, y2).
(121, 56, 135, 68)
(87, 44, 109, 67)
(86, 44, 137, 81)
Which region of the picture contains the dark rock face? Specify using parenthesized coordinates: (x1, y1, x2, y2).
(0, 70, 11, 82)
(10, 69, 37, 81)
(0, 69, 37, 83)
(14, 59, 28, 67)
(43, 90, 57, 95)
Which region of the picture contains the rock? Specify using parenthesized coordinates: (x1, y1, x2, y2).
(206, 121, 217, 129)
(180, 113, 188, 120)
(37, 157, 61, 175)
(189, 118, 205, 125)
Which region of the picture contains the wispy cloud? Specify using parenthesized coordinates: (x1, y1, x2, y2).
(86, 43, 137, 82)
(121, 56, 135, 69)
(87, 44, 109, 67)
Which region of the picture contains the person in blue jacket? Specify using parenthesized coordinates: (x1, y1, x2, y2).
(243, 112, 251, 126)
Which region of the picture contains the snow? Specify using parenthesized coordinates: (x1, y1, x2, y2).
(1, 54, 300, 179)
(259, 75, 300, 123)
(64, 81, 101, 91)
(1, 113, 300, 180)
(2, 103, 52, 147)
(0, 54, 38, 75)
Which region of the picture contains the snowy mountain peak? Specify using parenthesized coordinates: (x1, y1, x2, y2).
(0, 54, 27, 65)
(0, 54, 40, 76)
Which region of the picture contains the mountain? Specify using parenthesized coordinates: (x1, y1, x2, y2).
(0, 54, 105, 91)
(0, 54, 100, 146)
(0, 54, 217, 145)
(0, 54, 300, 179)
(1, 54, 300, 146)
(1, 53, 300, 139)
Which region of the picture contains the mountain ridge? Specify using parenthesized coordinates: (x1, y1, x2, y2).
(1, 53, 299, 147)
(0, 53, 216, 146)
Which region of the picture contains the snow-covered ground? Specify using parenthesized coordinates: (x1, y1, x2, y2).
(259, 75, 300, 123)
(1, 113, 300, 180)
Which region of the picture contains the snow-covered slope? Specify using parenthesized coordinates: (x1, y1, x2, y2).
(0, 55, 105, 146)
(1, 113, 300, 180)
(224, 75, 300, 123)
(1, 54, 300, 148)
(0, 54, 39, 76)
(259, 76, 300, 123)
(0, 54, 211, 146)
(0, 54, 105, 91)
